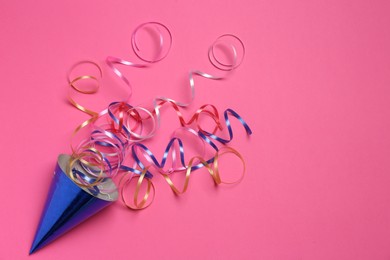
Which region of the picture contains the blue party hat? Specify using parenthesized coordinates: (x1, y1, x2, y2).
(30, 154, 118, 254)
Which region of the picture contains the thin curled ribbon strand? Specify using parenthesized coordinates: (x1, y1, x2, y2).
(119, 166, 155, 210)
(199, 108, 253, 146)
(124, 146, 245, 198)
(67, 61, 102, 117)
(106, 22, 172, 101)
(126, 108, 252, 176)
(162, 146, 246, 195)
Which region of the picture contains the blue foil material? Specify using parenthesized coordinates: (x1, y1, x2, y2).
(30, 154, 118, 254)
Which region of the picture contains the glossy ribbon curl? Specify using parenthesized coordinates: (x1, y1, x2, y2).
(119, 166, 155, 210)
(162, 146, 246, 195)
(66, 22, 251, 209)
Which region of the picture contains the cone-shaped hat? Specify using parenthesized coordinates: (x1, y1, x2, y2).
(30, 154, 118, 254)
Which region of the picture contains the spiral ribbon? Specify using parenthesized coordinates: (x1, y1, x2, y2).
(66, 22, 252, 209)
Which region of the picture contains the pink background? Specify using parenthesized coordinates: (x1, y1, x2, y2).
(1, 0, 390, 259)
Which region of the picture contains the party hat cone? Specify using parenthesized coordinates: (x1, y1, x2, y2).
(30, 154, 118, 254)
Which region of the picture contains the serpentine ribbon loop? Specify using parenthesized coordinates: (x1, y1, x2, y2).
(65, 22, 252, 209)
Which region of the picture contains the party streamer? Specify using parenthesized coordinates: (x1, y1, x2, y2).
(66, 22, 252, 207)
(31, 22, 252, 254)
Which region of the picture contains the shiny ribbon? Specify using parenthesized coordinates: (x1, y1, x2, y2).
(163, 146, 246, 195)
(65, 22, 251, 210)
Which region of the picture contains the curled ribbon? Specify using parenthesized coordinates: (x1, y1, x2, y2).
(65, 22, 251, 210)
(106, 22, 172, 101)
(162, 146, 246, 195)
(119, 166, 155, 210)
